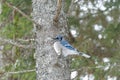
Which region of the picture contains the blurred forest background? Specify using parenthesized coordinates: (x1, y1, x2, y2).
(0, 0, 120, 80)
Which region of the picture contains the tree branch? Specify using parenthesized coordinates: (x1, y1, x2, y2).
(53, 0, 62, 25)
(17, 38, 35, 42)
(0, 37, 34, 49)
(7, 69, 36, 74)
(5, 1, 41, 27)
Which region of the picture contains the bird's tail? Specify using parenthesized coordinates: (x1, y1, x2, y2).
(79, 52, 91, 58)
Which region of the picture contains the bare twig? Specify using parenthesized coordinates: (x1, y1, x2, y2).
(0, 37, 34, 49)
(5, 1, 41, 27)
(17, 38, 35, 42)
(7, 69, 36, 74)
(53, 0, 62, 23)
(0, 69, 36, 78)
(67, 0, 74, 17)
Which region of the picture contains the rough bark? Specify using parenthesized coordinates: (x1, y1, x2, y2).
(32, 0, 70, 80)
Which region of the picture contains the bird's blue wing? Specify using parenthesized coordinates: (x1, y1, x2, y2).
(60, 40, 75, 50)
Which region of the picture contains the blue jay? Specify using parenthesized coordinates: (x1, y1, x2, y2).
(53, 35, 91, 58)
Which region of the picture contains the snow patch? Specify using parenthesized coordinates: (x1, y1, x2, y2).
(71, 71, 78, 79)
(107, 76, 117, 80)
(104, 63, 110, 71)
(103, 57, 110, 63)
(106, 16, 113, 22)
(70, 29, 77, 37)
(93, 24, 103, 31)
(80, 73, 94, 80)
(98, 34, 102, 39)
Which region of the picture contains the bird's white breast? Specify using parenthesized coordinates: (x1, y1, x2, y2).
(53, 42, 62, 56)
(53, 42, 79, 57)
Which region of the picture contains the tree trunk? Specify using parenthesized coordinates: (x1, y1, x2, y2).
(32, 0, 70, 80)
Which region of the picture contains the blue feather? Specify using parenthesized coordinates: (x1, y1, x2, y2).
(60, 39, 76, 50)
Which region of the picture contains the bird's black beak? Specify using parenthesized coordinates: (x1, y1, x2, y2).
(52, 37, 57, 40)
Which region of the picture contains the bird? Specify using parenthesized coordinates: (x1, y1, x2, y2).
(53, 35, 91, 58)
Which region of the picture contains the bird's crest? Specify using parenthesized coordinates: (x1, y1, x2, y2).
(53, 35, 63, 41)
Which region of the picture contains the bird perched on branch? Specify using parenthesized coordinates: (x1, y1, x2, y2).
(53, 35, 91, 58)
